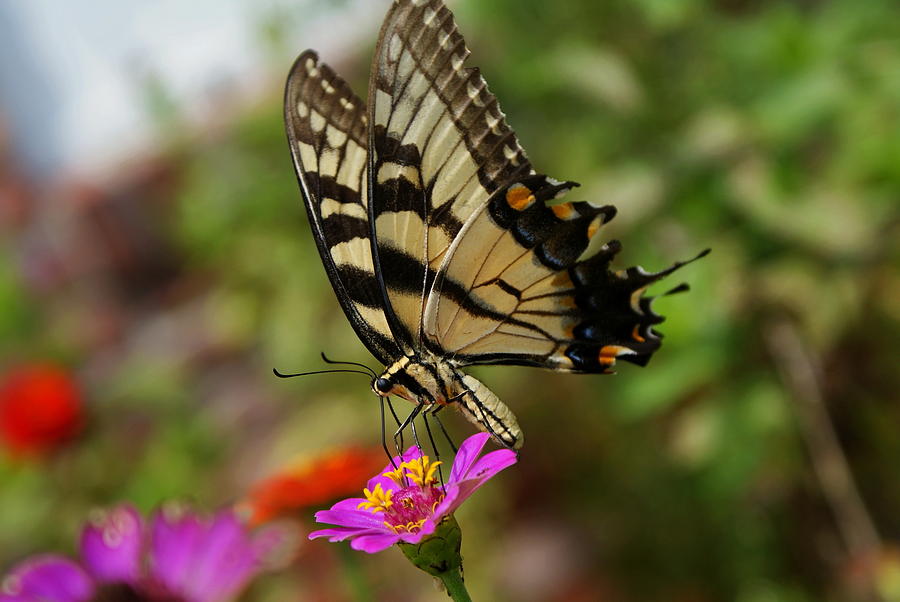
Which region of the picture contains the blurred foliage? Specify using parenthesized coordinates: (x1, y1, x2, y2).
(2, 0, 899, 600)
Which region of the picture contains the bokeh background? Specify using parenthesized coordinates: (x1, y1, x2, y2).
(1, 0, 898, 600)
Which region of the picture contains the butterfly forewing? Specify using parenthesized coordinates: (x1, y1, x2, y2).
(366, 0, 534, 350)
(285, 51, 401, 365)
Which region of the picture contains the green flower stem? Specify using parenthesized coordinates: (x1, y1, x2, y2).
(436, 566, 472, 602)
(398, 515, 472, 601)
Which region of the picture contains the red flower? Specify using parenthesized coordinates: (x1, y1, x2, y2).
(241, 447, 386, 526)
(0, 363, 84, 457)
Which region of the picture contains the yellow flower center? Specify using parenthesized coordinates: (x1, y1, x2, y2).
(358, 455, 445, 534)
(401, 456, 442, 487)
(361, 456, 442, 515)
(357, 483, 393, 513)
(384, 518, 428, 534)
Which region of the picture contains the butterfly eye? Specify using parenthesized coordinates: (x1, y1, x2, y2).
(373, 377, 392, 395)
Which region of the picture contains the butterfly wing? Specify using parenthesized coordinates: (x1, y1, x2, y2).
(424, 173, 708, 372)
(285, 50, 402, 365)
(365, 0, 533, 353)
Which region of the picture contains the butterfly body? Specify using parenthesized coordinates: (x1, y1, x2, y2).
(372, 355, 453, 405)
(372, 354, 523, 448)
(285, 0, 705, 449)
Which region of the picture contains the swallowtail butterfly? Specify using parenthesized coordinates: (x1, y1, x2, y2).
(284, 0, 706, 449)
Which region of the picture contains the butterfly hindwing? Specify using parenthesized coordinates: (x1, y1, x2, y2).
(285, 50, 401, 364)
(366, 0, 534, 351)
(424, 174, 708, 372)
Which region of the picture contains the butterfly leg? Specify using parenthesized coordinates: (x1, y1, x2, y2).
(386, 397, 404, 454)
(431, 405, 459, 454)
(409, 408, 423, 454)
(394, 403, 423, 454)
(379, 396, 399, 469)
(422, 408, 446, 487)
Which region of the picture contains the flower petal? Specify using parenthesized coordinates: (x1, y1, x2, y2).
(148, 505, 289, 602)
(309, 526, 389, 543)
(1, 556, 94, 602)
(448, 433, 491, 483)
(348, 532, 400, 553)
(436, 449, 517, 516)
(314, 508, 386, 530)
(177, 510, 260, 602)
(430, 485, 458, 520)
(0, 364, 84, 457)
(330, 497, 370, 511)
(240, 446, 385, 525)
(148, 503, 204, 597)
(249, 525, 291, 566)
(79, 505, 144, 585)
(462, 449, 518, 486)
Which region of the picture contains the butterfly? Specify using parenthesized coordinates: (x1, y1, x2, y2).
(283, 0, 706, 449)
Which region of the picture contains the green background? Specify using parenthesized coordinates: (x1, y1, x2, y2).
(1, 0, 898, 599)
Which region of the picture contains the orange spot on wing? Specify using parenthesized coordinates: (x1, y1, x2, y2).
(551, 202, 576, 220)
(558, 295, 577, 309)
(587, 216, 602, 239)
(598, 345, 634, 366)
(631, 325, 646, 343)
(551, 271, 573, 288)
(604, 345, 633, 356)
(506, 185, 535, 210)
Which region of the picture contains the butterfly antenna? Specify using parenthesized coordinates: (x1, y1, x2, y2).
(272, 368, 373, 379)
(320, 352, 377, 378)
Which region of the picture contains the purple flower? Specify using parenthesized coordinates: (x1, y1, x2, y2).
(0, 503, 288, 602)
(310, 432, 517, 553)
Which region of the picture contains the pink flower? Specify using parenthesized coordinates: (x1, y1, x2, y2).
(0, 503, 288, 602)
(309, 432, 517, 553)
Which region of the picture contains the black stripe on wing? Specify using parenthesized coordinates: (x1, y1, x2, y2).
(371, 0, 533, 197)
(364, 0, 537, 353)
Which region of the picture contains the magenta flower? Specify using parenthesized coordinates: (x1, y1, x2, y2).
(0, 503, 287, 602)
(310, 432, 517, 553)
